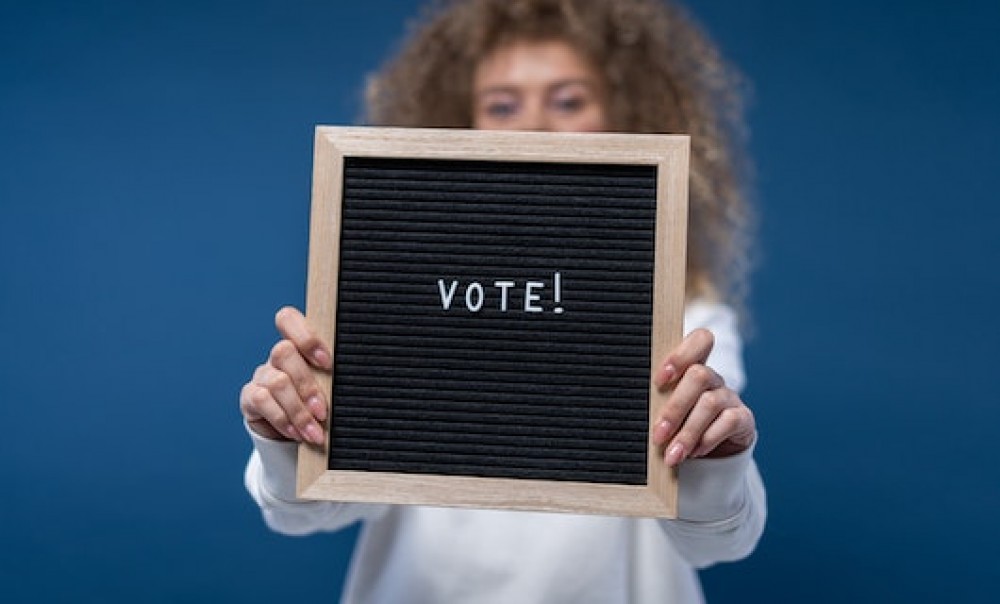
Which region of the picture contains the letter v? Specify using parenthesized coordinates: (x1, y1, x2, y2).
(437, 279, 458, 310)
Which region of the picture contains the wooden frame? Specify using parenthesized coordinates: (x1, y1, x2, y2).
(297, 126, 689, 518)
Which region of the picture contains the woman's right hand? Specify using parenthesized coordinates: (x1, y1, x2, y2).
(239, 306, 331, 444)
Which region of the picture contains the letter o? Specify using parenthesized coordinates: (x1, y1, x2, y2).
(465, 282, 484, 312)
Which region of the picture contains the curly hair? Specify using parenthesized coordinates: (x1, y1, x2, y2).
(365, 0, 754, 319)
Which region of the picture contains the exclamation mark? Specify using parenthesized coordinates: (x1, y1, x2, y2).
(553, 271, 564, 314)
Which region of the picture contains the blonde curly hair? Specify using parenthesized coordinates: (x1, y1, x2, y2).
(365, 0, 754, 319)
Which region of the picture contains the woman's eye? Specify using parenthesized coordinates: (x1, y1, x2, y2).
(552, 95, 587, 113)
(484, 101, 518, 118)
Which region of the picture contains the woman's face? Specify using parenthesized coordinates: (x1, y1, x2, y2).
(473, 39, 608, 132)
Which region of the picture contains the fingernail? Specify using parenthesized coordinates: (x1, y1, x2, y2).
(313, 348, 330, 368)
(308, 395, 327, 421)
(305, 423, 325, 445)
(662, 363, 677, 384)
(287, 425, 302, 441)
(653, 420, 671, 445)
(665, 443, 685, 466)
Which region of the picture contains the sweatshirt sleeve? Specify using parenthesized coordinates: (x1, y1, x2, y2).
(656, 301, 767, 568)
(244, 427, 390, 536)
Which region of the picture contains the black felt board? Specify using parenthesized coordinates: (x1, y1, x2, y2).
(328, 157, 657, 485)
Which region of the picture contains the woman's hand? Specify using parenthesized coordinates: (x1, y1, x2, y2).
(239, 306, 332, 444)
(651, 329, 756, 466)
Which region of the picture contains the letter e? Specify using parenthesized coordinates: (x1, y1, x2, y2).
(524, 281, 544, 313)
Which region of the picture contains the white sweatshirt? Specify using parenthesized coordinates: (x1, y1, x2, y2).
(244, 301, 767, 603)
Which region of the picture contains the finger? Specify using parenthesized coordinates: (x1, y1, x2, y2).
(652, 363, 724, 446)
(654, 328, 715, 389)
(664, 388, 736, 466)
(275, 306, 331, 370)
(240, 382, 265, 422)
(255, 366, 326, 445)
(242, 381, 298, 441)
(241, 383, 303, 441)
(247, 418, 292, 441)
(691, 406, 756, 458)
(269, 339, 327, 422)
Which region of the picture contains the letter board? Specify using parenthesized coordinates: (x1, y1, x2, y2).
(297, 126, 689, 518)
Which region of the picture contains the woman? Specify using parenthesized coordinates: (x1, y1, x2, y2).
(241, 0, 765, 602)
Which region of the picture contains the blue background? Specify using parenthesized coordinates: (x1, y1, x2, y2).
(2, 0, 998, 601)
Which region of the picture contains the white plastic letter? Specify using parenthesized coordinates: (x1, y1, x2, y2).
(438, 279, 458, 310)
(494, 281, 515, 312)
(465, 282, 484, 312)
(553, 271, 564, 314)
(524, 281, 544, 313)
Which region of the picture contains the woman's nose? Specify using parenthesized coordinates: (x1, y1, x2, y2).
(516, 99, 550, 131)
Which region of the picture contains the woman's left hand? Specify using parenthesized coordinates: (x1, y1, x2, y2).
(652, 328, 757, 466)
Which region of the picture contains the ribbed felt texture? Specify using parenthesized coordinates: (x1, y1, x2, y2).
(329, 157, 656, 484)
